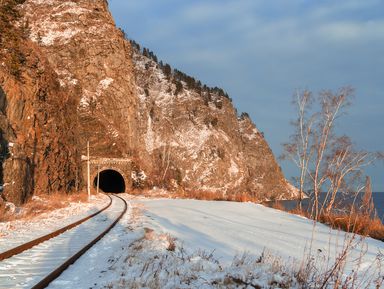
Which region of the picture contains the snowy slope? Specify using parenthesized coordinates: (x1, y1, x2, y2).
(46, 195, 383, 288)
(136, 198, 383, 277)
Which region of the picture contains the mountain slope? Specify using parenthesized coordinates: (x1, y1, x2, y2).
(0, 0, 297, 203)
(133, 48, 297, 199)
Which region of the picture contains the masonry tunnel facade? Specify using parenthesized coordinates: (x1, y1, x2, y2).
(93, 169, 126, 193)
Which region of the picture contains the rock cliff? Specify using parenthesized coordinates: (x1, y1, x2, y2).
(21, 0, 139, 157)
(0, 0, 297, 204)
(0, 0, 81, 205)
(132, 48, 296, 199)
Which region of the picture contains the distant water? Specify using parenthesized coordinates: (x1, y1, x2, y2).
(373, 192, 384, 221)
(270, 192, 384, 221)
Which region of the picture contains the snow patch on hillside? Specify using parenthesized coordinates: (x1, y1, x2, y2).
(95, 77, 114, 97)
(55, 69, 78, 87)
(99, 78, 114, 90)
(175, 126, 212, 158)
(24, 0, 100, 47)
(144, 114, 166, 153)
(145, 115, 155, 152)
(78, 78, 114, 110)
(79, 89, 93, 109)
(229, 159, 239, 176)
(30, 22, 81, 46)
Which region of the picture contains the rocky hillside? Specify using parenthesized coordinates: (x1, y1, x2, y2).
(132, 47, 297, 200)
(21, 0, 139, 158)
(0, 0, 81, 205)
(0, 0, 297, 205)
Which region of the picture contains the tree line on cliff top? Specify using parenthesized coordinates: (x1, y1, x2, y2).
(128, 37, 231, 101)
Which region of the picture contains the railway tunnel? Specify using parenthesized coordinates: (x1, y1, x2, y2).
(84, 157, 131, 193)
(93, 169, 126, 193)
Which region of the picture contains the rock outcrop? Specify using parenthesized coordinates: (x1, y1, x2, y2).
(21, 0, 139, 157)
(132, 49, 296, 199)
(0, 0, 297, 204)
(0, 0, 81, 205)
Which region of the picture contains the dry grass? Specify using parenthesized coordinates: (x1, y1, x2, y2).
(287, 206, 384, 241)
(0, 191, 90, 222)
(269, 200, 286, 211)
(107, 228, 383, 289)
(319, 211, 384, 241)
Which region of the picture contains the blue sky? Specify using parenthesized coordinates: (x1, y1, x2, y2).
(109, 0, 384, 191)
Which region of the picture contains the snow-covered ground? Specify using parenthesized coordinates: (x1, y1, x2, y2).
(137, 198, 383, 264)
(45, 195, 383, 288)
(0, 194, 109, 253)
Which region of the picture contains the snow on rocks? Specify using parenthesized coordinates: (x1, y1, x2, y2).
(55, 69, 79, 87)
(0, 194, 109, 253)
(79, 89, 94, 109)
(99, 77, 114, 90)
(175, 125, 212, 158)
(78, 77, 114, 109)
(229, 159, 239, 176)
(145, 114, 156, 153)
(38, 27, 82, 47)
(24, 0, 97, 47)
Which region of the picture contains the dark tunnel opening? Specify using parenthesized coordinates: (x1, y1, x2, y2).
(94, 169, 125, 193)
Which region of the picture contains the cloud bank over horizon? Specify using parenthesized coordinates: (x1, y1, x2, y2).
(109, 0, 384, 191)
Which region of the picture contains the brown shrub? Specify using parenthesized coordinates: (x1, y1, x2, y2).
(289, 207, 310, 217)
(286, 205, 384, 241)
(319, 211, 384, 241)
(0, 191, 90, 222)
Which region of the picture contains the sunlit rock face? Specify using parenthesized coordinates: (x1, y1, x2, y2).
(0, 0, 82, 204)
(22, 0, 139, 158)
(0, 0, 297, 204)
(133, 50, 297, 200)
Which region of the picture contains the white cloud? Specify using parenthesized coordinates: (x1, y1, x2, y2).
(317, 20, 384, 43)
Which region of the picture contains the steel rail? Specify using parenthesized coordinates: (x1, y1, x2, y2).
(0, 194, 112, 261)
(31, 194, 127, 289)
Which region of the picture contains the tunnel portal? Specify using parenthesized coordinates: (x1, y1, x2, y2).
(94, 169, 126, 193)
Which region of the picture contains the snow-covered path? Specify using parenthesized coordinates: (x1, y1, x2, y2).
(137, 198, 384, 271)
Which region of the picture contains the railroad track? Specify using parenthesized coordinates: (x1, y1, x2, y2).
(0, 194, 127, 289)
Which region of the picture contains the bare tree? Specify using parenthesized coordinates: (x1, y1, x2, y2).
(283, 87, 381, 220)
(360, 176, 375, 217)
(321, 137, 378, 215)
(281, 89, 315, 210)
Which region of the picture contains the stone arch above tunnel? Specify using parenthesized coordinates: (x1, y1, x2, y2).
(83, 157, 132, 193)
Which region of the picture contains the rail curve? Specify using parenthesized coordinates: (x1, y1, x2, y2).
(0, 194, 127, 289)
(0, 194, 112, 261)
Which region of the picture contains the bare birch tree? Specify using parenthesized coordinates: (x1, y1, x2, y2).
(321, 137, 378, 214)
(281, 89, 315, 210)
(283, 87, 381, 220)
